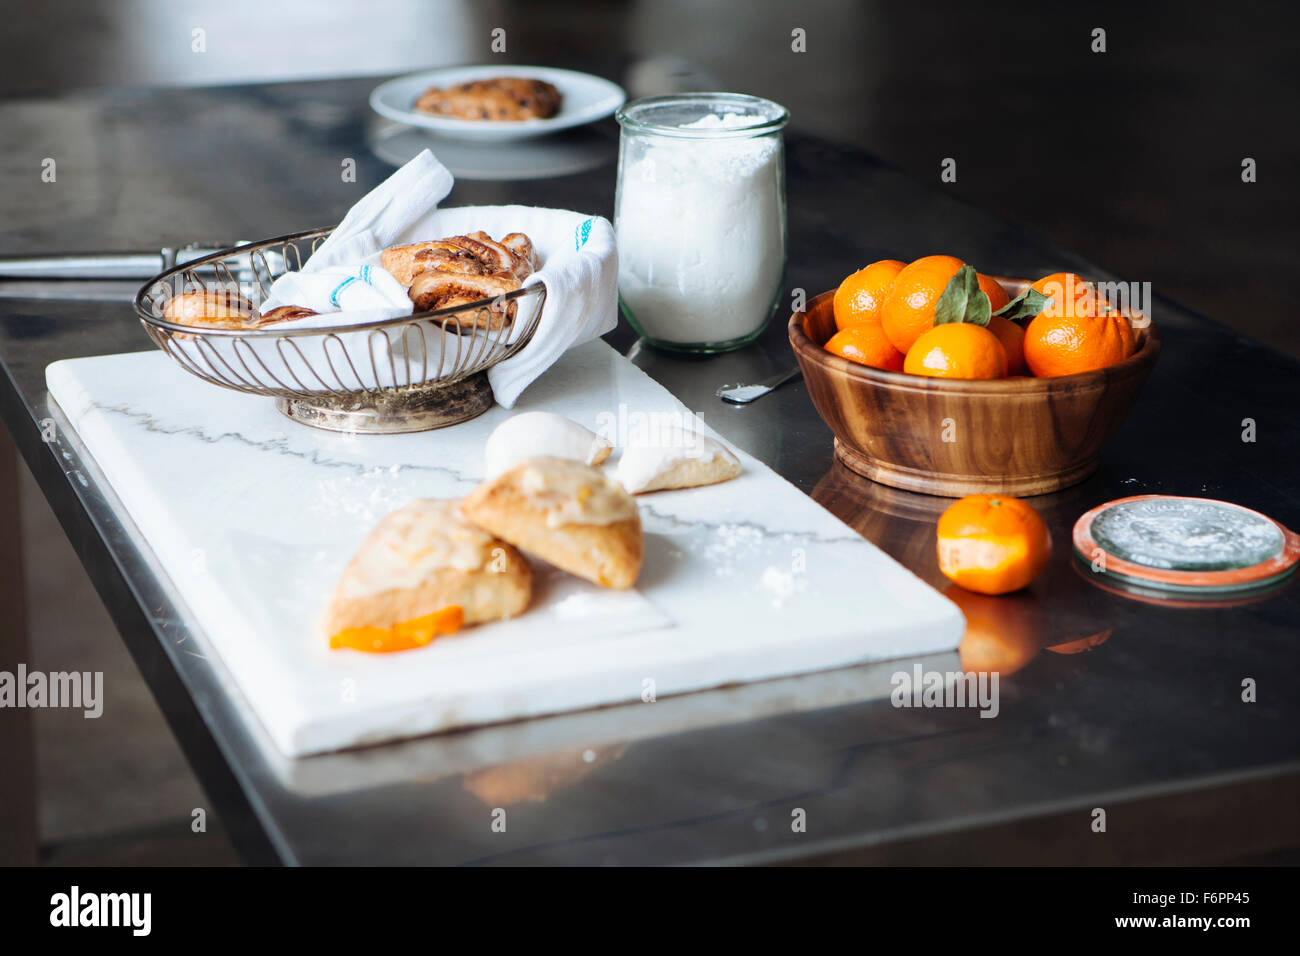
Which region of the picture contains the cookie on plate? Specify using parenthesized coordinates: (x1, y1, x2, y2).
(461, 456, 643, 589)
(414, 77, 563, 122)
(323, 498, 532, 641)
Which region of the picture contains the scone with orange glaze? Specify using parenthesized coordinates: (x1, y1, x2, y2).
(461, 456, 643, 589)
(324, 498, 531, 653)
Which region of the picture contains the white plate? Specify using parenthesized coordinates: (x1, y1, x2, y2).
(368, 122, 616, 181)
(369, 65, 626, 142)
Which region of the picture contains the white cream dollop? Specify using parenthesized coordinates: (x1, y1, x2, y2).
(483, 412, 612, 479)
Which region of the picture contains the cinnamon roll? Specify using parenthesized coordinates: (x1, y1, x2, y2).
(382, 230, 537, 330)
(408, 271, 519, 316)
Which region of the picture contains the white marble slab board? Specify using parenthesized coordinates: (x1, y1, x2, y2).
(45, 341, 963, 757)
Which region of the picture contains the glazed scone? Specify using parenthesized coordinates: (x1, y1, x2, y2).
(323, 498, 532, 640)
(483, 412, 612, 479)
(461, 457, 643, 590)
(617, 429, 742, 494)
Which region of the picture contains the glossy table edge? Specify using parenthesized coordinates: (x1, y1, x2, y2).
(729, 764, 1300, 866)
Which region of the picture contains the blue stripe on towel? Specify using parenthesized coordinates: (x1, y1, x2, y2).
(329, 276, 357, 308)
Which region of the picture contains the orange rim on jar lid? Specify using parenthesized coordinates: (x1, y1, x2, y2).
(1073, 495, 1300, 597)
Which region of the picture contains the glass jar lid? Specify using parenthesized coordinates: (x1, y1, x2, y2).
(1073, 495, 1300, 595)
(616, 93, 789, 139)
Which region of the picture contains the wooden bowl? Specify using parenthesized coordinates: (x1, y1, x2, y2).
(788, 277, 1160, 497)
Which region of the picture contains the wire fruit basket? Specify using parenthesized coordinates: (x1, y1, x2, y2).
(133, 228, 546, 434)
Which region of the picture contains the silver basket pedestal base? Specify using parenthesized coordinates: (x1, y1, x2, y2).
(274, 372, 495, 434)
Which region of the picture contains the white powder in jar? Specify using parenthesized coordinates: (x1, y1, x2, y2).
(615, 112, 785, 346)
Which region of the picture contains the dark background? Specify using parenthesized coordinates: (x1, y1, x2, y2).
(2, 0, 1297, 354)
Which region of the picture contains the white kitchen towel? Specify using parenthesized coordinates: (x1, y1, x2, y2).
(299, 151, 455, 271)
(389, 203, 619, 407)
(258, 262, 411, 321)
(493, 211, 617, 407)
(254, 154, 453, 320)
(198, 150, 618, 405)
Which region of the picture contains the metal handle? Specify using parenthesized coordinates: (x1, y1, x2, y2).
(0, 244, 244, 281)
(0, 252, 167, 280)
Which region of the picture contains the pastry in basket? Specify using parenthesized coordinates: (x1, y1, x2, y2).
(484, 412, 612, 479)
(616, 429, 742, 495)
(162, 291, 317, 339)
(382, 231, 537, 331)
(258, 305, 318, 325)
(461, 456, 643, 590)
(382, 232, 536, 286)
(324, 498, 532, 653)
(162, 290, 258, 333)
(414, 77, 562, 122)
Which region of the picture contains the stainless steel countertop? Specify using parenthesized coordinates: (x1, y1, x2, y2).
(2, 77, 1297, 864)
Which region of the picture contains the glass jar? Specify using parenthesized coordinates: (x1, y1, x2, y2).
(614, 93, 789, 354)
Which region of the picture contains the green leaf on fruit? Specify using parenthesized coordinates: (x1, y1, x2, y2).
(994, 288, 1051, 323)
(966, 286, 992, 326)
(934, 268, 969, 324)
(935, 265, 991, 326)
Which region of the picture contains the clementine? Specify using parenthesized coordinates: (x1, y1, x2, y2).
(977, 273, 1011, 314)
(937, 494, 1052, 595)
(880, 255, 966, 353)
(903, 322, 1007, 379)
(1030, 272, 1093, 316)
(833, 259, 906, 331)
(1022, 306, 1134, 377)
(825, 324, 905, 371)
(1100, 297, 1137, 354)
(985, 315, 1025, 375)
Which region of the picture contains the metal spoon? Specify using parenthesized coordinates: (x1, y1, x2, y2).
(716, 366, 803, 404)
